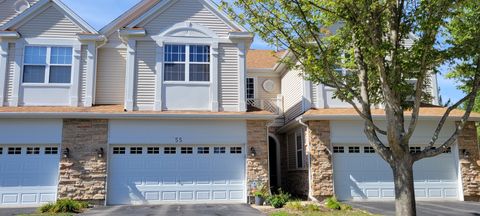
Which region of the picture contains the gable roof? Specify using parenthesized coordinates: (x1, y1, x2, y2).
(247, 49, 286, 69)
(99, 0, 160, 36)
(1, 0, 97, 33)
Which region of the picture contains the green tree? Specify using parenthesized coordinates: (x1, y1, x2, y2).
(222, 0, 480, 215)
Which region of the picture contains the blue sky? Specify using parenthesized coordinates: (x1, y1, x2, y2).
(62, 0, 464, 104)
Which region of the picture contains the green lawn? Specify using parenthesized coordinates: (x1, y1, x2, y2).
(270, 210, 375, 216)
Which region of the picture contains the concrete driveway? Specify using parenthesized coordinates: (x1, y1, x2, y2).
(0, 204, 263, 216)
(346, 201, 480, 216)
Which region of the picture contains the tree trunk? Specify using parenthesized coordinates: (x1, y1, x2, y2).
(393, 159, 416, 216)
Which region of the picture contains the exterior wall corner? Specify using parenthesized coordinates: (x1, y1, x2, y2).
(246, 120, 269, 195)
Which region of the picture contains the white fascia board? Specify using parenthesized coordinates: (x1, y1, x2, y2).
(126, 0, 175, 28)
(0, 31, 20, 39)
(300, 114, 480, 122)
(228, 32, 254, 40)
(100, 0, 159, 35)
(1, 0, 98, 34)
(0, 112, 279, 120)
(119, 29, 146, 37)
(77, 34, 106, 41)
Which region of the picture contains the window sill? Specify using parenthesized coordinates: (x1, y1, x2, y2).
(21, 83, 71, 88)
(163, 81, 211, 86)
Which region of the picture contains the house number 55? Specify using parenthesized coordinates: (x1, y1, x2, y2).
(175, 137, 183, 143)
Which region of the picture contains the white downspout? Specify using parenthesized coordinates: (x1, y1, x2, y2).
(93, 37, 108, 106)
(298, 117, 333, 202)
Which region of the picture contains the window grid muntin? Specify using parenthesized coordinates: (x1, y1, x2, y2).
(164, 44, 210, 82)
(130, 147, 143, 154)
(181, 147, 193, 154)
(214, 147, 226, 154)
(246, 77, 255, 99)
(23, 46, 72, 84)
(147, 147, 160, 154)
(27, 147, 40, 155)
(348, 146, 360, 153)
(8, 147, 22, 155)
(197, 147, 210, 154)
(364, 146, 375, 153)
(333, 146, 344, 153)
(113, 147, 126, 154)
(45, 147, 58, 154)
(410, 147, 422, 153)
(230, 147, 242, 154)
(164, 147, 176, 154)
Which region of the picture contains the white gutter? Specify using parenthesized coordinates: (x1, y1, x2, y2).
(0, 112, 278, 120)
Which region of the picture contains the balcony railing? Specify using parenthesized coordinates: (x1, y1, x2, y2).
(246, 96, 283, 114)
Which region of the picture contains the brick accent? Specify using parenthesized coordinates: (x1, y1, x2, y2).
(58, 119, 108, 205)
(306, 120, 334, 200)
(247, 120, 269, 193)
(458, 121, 480, 201)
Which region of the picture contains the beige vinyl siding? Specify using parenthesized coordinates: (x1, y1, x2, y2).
(311, 82, 318, 108)
(79, 45, 88, 105)
(0, 0, 40, 26)
(17, 6, 83, 38)
(281, 68, 304, 122)
(134, 41, 156, 108)
(95, 48, 126, 105)
(5, 43, 15, 104)
(142, 0, 233, 37)
(257, 77, 280, 100)
(219, 43, 239, 110)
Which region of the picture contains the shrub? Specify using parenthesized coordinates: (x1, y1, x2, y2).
(270, 211, 290, 216)
(285, 201, 304, 211)
(267, 189, 291, 208)
(304, 203, 321, 211)
(324, 197, 341, 210)
(38, 199, 89, 213)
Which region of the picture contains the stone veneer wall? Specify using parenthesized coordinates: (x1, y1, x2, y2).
(306, 120, 334, 201)
(247, 120, 270, 194)
(458, 121, 480, 201)
(58, 119, 108, 205)
(285, 170, 308, 197)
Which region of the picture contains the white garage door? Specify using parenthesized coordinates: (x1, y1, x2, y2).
(0, 145, 60, 206)
(333, 145, 459, 201)
(108, 145, 246, 205)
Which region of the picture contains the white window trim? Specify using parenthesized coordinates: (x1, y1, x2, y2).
(295, 129, 305, 169)
(163, 44, 211, 83)
(21, 45, 74, 86)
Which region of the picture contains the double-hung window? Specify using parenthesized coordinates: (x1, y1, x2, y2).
(23, 46, 72, 84)
(164, 44, 210, 82)
(246, 78, 255, 99)
(296, 133, 304, 169)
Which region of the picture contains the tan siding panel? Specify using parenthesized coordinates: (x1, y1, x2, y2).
(257, 76, 280, 100)
(311, 83, 318, 107)
(135, 41, 156, 107)
(79, 45, 88, 104)
(143, 0, 233, 37)
(5, 43, 15, 104)
(281, 68, 304, 122)
(0, 0, 40, 26)
(219, 44, 239, 109)
(95, 48, 126, 105)
(17, 6, 83, 38)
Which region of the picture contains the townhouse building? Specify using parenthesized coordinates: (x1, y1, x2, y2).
(0, 0, 478, 207)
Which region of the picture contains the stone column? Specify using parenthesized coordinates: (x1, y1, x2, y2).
(306, 120, 334, 201)
(458, 121, 480, 201)
(246, 120, 269, 193)
(58, 119, 108, 205)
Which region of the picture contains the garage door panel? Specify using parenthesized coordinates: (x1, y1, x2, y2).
(333, 144, 459, 201)
(108, 145, 246, 204)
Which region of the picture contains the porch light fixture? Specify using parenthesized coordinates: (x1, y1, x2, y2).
(250, 147, 256, 157)
(62, 148, 70, 158)
(97, 148, 104, 158)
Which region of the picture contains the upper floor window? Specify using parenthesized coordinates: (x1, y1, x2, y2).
(164, 44, 210, 82)
(23, 46, 72, 84)
(246, 78, 255, 99)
